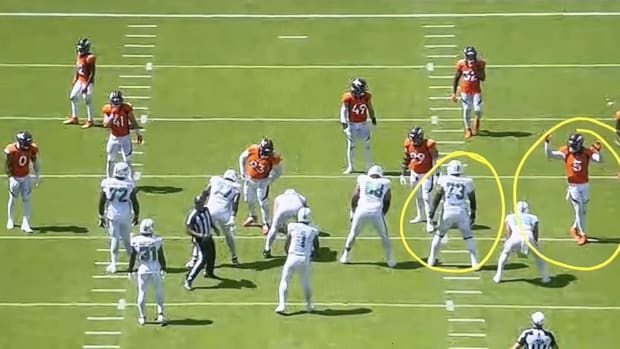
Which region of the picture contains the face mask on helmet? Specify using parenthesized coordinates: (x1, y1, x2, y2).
(408, 127, 424, 145)
(351, 78, 367, 97)
(15, 132, 33, 150)
(259, 140, 273, 158)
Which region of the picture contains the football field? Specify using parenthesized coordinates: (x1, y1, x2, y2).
(2, 1, 620, 348)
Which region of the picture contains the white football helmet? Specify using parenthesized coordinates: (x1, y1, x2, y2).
(531, 311, 545, 326)
(223, 169, 237, 182)
(367, 165, 384, 177)
(284, 188, 297, 195)
(113, 162, 130, 179)
(139, 218, 155, 235)
(297, 207, 312, 223)
(516, 201, 529, 214)
(446, 160, 463, 176)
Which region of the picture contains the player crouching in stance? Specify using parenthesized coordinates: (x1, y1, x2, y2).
(4, 131, 40, 233)
(493, 201, 550, 284)
(264, 188, 308, 258)
(102, 90, 143, 178)
(544, 133, 601, 245)
(239, 138, 282, 235)
(128, 218, 167, 326)
(451, 46, 486, 139)
(276, 207, 319, 314)
(400, 127, 438, 233)
(98, 162, 140, 273)
(340, 78, 377, 174)
(201, 169, 241, 265)
(427, 160, 478, 268)
(340, 165, 396, 267)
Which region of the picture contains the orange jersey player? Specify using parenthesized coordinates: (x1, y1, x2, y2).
(544, 132, 602, 245)
(102, 90, 143, 178)
(3, 131, 40, 233)
(65, 38, 97, 128)
(399, 127, 439, 232)
(238, 139, 282, 234)
(340, 78, 377, 174)
(451, 46, 486, 139)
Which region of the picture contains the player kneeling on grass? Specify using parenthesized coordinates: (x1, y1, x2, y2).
(493, 201, 550, 284)
(99, 162, 140, 273)
(427, 160, 478, 268)
(128, 218, 167, 326)
(340, 165, 396, 267)
(276, 207, 318, 314)
(264, 188, 308, 258)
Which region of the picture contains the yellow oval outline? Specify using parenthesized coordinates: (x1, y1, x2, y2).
(512, 116, 620, 272)
(399, 150, 506, 273)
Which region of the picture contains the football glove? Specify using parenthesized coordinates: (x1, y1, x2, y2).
(341, 122, 349, 130)
(136, 134, 144, 144)
(371, 117, 377, 126)
(450, 93, 458, 103)
(399, 175, 408, 185)
(226, 216, 236, 228)
(544, 134, 552, 143)
(128, 272, 137, 280)
(592, 141, 602, 151)
(98, 215, 106, 228)
(132, 216, 139, 226)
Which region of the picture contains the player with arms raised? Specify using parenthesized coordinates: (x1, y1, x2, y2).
(201, 169, 241, 264)
(64, 38, 96, 128)
(98, 162, 140, 273)
(264, 188, 308, 258)
(4, 131, 40, 233)
(239, 138, 282, 235)
(427, 160, 478, 268)
(400, 127, 439, 233)
(493, 201, 550, 284)
(128, 218, 167, 326)
(340, 165, 395, 267)
(340, 78, 377, 174)
(102, 90, 143, 178)
(451, 46, 486, 139)
(275, 207, 319, 315)
(544, 133, 601, 245)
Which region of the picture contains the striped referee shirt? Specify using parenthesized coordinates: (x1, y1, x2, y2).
(186, 207, 214, 238)
(516, 327, 557, 349)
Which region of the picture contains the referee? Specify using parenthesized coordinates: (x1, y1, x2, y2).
(184, 196, 218, 291)
(511, 312, 558, 349)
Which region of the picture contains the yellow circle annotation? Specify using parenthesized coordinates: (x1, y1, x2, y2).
(512, 116, 620, 272)
(399, 150, 506, 274)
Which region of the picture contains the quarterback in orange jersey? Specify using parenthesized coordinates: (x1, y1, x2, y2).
(399, 127, 439, 233)
(238, 139, 282, 234)
(102, 90, 143, 178)
(64, 38, 96, 128)
(451, 46, 486, 139)
(340, 78, 377, 174)
(545, 133, 602, 245)
(3, 131, 40, 233)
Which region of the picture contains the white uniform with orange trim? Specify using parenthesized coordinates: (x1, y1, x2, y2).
(238, 145, 282, 226)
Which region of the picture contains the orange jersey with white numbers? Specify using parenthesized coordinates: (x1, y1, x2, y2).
(456, 59, 485, 94)
(76, 54, 96, 84)
(103, 103, 134, 137)
(404, 138, 436, 174)
(558, 145, 594, 184)
(4, 143, 38, 178)
(245, 145, 281, 180)
(342, 92, 372, 123)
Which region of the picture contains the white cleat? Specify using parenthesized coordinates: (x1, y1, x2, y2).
(185, 261, 194, 269)
(387, 257, 397, 268)
(138, 317, 146, 325)
(440, 234, 449, 245)
(106, 263, 117, 273)
(425, 222, 435, 233)
(493, 275, 501, 284)
(342, 167, 353, 175)
(157, 313, 167, 326)
(21, 223, 33, 233)
(541, 276, 551, 284)
(6, 220, 14, 230)
(306, 304, 315, 313)
(275, 305, 286, 314)
(183, 281, 193, 291)
(339, 251, 350, 264)
(409, 216, 425, 224)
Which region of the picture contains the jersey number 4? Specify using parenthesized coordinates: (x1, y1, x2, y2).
(446, 183, 465, 200)
(110, 187, 129, 202)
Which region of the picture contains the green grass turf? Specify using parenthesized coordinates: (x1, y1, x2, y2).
(1, 1, 620, 348)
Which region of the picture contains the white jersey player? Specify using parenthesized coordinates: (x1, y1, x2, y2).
(98, 162, 140, 273)
(276, 207, 319, 314)
(494, 201, 550, 284)
(263, 188, 308, 258)
(340, 165, 396, 267)
(203, 169, 241, 264)
(427, 160, 478, 268)
(128, 219, 167, 326)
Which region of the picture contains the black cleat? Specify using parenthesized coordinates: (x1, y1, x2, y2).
(263, 250, 272, 259)
(231, 256, 239, 265)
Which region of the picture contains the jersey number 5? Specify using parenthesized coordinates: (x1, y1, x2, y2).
(571, 159, 583, 172)
(446, 183, 465, 200)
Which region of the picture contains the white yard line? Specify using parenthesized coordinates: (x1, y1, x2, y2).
(85, 331, 122, 335)
(124, 44, 155, 48)
(449, 333, 487, 337)
(122, 54, 153, 58)
(127, 24, 158, 28)
(119, 85, 150, 89)
(448, 318, 486, 323)
(425, 34, 456, 38)
(277, 35, 308, 39)
(91, 289, 127, 293)
(83, 345, 120, 349)
(119, 74, 151, 78)
(87, 316, 124, 320)
(444, 276, 481, 281)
